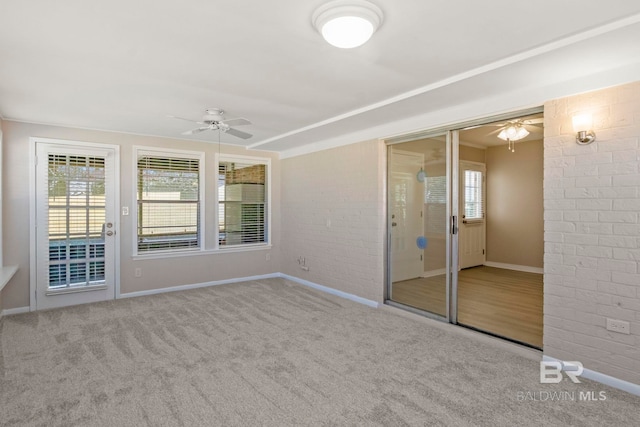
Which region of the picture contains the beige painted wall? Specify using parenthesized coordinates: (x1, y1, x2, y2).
(485, 139, 544, 268)
(459, 144, 486, 163)
(280, 140, 385, 303)
(1, 120, 281, 310)
(544, 81, 640, 385)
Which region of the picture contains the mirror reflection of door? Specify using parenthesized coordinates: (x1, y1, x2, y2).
(388, 136, 451, 318)
(389, 149, 424, 282)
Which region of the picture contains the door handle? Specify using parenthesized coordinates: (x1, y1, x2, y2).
(392, 222, 397, 227)
(106, 230, 116, 236)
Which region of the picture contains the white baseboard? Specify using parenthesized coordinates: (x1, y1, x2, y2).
(542, 355, 640, 397)
(120, 272, 379, 308)
(422, 268, 446, 278)
(483, 261, 543, 274)
(118, 273, 281, 299)
(278, 273, 379, 308)
(8, 273, 378, 313)
(0, 306, 30, 318)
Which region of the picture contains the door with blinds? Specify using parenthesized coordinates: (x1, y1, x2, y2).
(35, 141, 117, 310)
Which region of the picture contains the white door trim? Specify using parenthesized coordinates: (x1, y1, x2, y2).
(29, 137, 120, 311)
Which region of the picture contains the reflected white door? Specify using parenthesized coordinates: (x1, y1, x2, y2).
(35, 142, 117, 310)
(459, 161, 486, 269)
(390, 149, 424, 282)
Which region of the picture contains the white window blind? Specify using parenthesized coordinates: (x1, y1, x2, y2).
(464, 170, 484, 220)
(137, 154, 200, 253)
(48, 154, 106, 287)
(424, 175, 447, 234)
(218, 160, 267, 247)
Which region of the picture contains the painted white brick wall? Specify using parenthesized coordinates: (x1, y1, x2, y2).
(544, 81, 640, 385)
(281, 140, 385, 303)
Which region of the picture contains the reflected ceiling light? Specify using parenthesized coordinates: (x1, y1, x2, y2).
(497, 123, 529, 152)
(312, 0, 384, 48)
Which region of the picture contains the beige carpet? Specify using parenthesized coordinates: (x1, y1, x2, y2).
(1, 278, 638, 426)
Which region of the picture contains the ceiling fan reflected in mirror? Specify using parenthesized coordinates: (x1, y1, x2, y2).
(169, 108, 253, 139)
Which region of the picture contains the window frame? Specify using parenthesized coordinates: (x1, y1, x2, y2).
(460, 161, 486, 225)
(133, 146, 205, 257)
(215, 153, 271, 250)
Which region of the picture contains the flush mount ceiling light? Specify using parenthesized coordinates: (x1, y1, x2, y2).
(312, 0, 384, 48)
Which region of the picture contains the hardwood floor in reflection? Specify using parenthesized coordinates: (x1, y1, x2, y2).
(391, 266, 543, 348)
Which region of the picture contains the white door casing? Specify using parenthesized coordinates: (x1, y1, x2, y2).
(32, 140, 119, 310)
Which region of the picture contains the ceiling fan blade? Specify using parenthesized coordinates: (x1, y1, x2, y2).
(182, 127, 210, 135)
(523, 118, 544, 125)
(168, 115, 204, 125)
(223, 117, 251, 127)
(225, 127, 253, 139)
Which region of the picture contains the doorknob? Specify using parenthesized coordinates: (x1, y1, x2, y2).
(106, 222, 113, 228)
(106, 230, 115, 236)
(392, 222, 397, 227)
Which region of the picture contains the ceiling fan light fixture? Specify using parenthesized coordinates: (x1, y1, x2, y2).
(497, 124, 529, 141)
(312, 0, 383, 48)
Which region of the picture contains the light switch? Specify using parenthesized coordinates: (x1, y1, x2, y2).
(122, 207, 129, 216)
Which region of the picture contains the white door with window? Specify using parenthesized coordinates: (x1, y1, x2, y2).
(459, 161, 486, 269)
(34, 141, 118, 310)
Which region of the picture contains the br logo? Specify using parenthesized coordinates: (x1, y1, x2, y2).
(540, 361, 584, 384)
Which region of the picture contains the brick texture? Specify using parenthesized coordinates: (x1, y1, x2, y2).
(544, 81, 640, 385)
(281, 140, 385, 303)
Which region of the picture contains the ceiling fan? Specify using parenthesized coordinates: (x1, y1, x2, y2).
(491, 118, 543, 138)
(170, 108, 253, 139)
(488, 117, 543, 152)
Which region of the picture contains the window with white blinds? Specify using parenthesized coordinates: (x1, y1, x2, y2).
(464, 170, 484, 220)
(218, 158, 268, 247)
(136, 151, 202, 253)
(424, 175, 447, 234)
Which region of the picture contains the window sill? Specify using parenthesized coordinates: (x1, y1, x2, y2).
(0, 265, 19, 292)
(132, 245, 272, 261)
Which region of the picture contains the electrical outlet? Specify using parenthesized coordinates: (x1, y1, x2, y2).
(265, 253, 271, 261)
(134, 268, 142, 278)
(606, 318, 630, 335)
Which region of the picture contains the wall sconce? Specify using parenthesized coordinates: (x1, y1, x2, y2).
(572, 113, 596, 145)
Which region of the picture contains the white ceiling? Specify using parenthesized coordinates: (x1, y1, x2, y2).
(1, 1, 640, 155)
